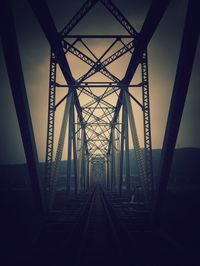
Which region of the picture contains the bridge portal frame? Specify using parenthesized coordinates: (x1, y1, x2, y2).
(2, 0, 198, 219)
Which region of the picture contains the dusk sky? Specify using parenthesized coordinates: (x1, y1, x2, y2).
(0, 0, 199, 164)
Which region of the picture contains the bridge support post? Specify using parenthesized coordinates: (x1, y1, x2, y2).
(141, 49, 154, 206)
(80, 128, 86, 191)
(66, 97, 74, 197)
(86, 155, 90, 190)
(155, 0, 200, 224)
(77, 125, 82, 191)
(119, 98, 125, 196)
(49, 94, 72, 209)
(111, 128, 116, 191)
(125, 92, 149, 208)
(44, 50, 56, 207)
(0, 0, 44, 212)
(72, 102, 78, 197)
(106, 154, 110, 190)
(124, 103, 131, 195)
(115, 120, 120, 191)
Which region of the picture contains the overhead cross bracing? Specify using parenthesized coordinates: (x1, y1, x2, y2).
(42, 0, 154, 210)
(1, 0, 198, 220)
(1, 1, 200, 264)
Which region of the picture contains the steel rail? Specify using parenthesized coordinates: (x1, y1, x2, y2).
(71, 185, 131, 264)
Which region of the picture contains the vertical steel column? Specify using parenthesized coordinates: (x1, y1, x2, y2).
(77, 123, 82, 190)
(103, 160, 106, 187)
(125, 92, 149, 207)
(72, 103, 78, 197)
(0, 0, 44, 212)
(141, 49, 154, 202)
(86, 155, 90, 190)
(83, 151, 86, 191)
(106, 154, 110, 189)
(119, 102, 125, 195)
(80, 127, 86, 190)
(52, 94, 72, 178)
(155, 0, 200, 224)
(115, 120, 120, 190)
(124, 103, 131, 194)
(79, 129, 83, 190)
(66, 99, 73, 196)
(90, 161, 93, 186)
(44, 50, 56, 206)
(111, 127, 116, 191)
(50, 94, 72, 209)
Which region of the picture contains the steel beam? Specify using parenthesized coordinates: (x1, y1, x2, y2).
(28, 0, 75, 84)
(66, 100, 73, 196)
(0, 0, 44, 212)
(155, 0, 200, 224)
(107, 93, 123, 155)
(56, 84, 141, 88)
(106, 155, 110, 189)
(49, 94, 72, 208)
(106, 0, 170, 192)
(63, 40, 119, 82)
(86, 155, 90, 190)
(61, 0, 98, 37)
(111, 128, 116, 191)
(28, 0, 161, 204)
(115, 121, 120, 190)
(125, 93, 149, 207)
(28, 0, 86, 141)
(64, 35, 133, 38)
(65, 39, 135, 83)
(141, 49, 154, 202)
(80, 128, 86, 190)
(72, 103, 78, 197)
(44, 50, 56, 206)
(28, 0, 90, 202)
(124, 103, 130, 194)
(77, 123, 82, 190)
(77, 38, 119, 82)
(101, 0, 137, 36)
(123, 0, 170, 84)
(119, 99, 125, 195)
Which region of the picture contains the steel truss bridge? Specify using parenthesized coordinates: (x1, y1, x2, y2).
(41, 0, 155, 210)
(0, 0, 199, 265)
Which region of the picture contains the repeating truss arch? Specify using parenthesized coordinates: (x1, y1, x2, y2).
(44, 0, 154, 210)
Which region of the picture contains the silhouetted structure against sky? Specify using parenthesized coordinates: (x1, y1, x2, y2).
(0, 0, 199, 164)
(0, 0, 199, 265)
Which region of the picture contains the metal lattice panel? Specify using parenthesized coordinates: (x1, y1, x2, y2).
(141, 49, 154, 205)
(44, 51, 56, 204)
(42, 0, 155, 210)
(2, 0, 196, 225)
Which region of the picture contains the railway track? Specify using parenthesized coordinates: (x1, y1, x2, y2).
(10, 184, 191, 266)
(68, 185, 191, 266)
(68, 184, 133, 266)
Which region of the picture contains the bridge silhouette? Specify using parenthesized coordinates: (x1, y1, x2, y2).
(0, 0, 199, 265)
